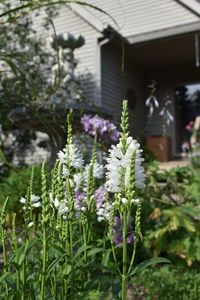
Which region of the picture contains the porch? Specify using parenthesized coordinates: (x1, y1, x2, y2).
(127, 32, 200, 161)
(159, 159, 189, 170)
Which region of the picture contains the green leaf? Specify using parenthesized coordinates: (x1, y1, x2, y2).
(46, 253, 67, 274)
(129, 257, 171, 277)
(18, 238, 39, 265)
(84, 275, 111, 290)
(6, 254, 15, 265)
(0, 148, 15, 169)
(73, 244, 92, 260)
(51, 243, 65, 254)
(87, 248, 103, 257)
(88, 263, 117, 274)
(64, 264, 72, 276)
(0, 272, 10, 283)
(101, 249, 111, 267)
(11, 262, 20, 271)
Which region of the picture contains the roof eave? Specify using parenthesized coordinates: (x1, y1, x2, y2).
(67, 3, 108, 33)
(127, 21, 200, 44)
(176, 0, 200, 17)
(67, 3, 129, 44)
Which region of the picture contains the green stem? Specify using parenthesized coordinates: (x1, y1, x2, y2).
(122, 213, 128, 300)
(69, 219, 74, 299)
(22, 261, 26, 300)
(64, 221, 69, 297)
(2, 228, 8, 295)
(127, 239, 138, 275)
(122, 275, 127, 300)
(41, 226, 47, 300)
(2, 228, 7, 267)
(83, 224, 87, 262)
(12, 217, 20, 291)
(110, 240, 121, 276)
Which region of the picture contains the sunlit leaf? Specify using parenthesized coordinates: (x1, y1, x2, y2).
(129, 257, 171, 277)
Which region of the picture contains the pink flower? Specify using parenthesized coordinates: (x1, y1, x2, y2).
(185, 125, 191, 130)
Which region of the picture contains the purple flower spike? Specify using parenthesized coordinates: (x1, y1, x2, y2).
(74, 190, 86, 202)
(94, 186, 106, 209)
(114, 216, 122, 227)
(74, 190, 87, 211)
(81, 114, 120, 144)
(113, 235, 123, 246)
(112, 226, 120, 235)
(112, 216, 134, 246)
(127, 233, 134, 244)
(80, 114, 92, 133)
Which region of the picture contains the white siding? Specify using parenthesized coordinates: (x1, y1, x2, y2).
(85, 0, 199, 38)
(101, 43, 146, 137)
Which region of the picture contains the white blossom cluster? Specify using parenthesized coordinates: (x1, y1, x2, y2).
(49, 192, 69, 220)
(50, 192, 69, 220)
(84, 162, 104, 180)
(70, 163, 104, 191)
(58, 143, 84, 176)
(105, 137, 145, 193)
(58, 200, 69, 220)
(73, 172, 84, 191)
(20, 194, 41, 209)
(49, 192, 59, 208)
(58, 142, 104, 189)
(96, 202, 113, 222)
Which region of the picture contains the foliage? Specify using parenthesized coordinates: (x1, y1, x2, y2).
(184, 119, 200, 168)
(0, 2, 88, 168)
(0, 2, 55, 168)
(142, 145, 156, 163)
(0, 101, 170, 300)
(144, 202, 200, 265)
(0, 2, 53, 129)
(184, 169, 200, 202)
(143, 162, 200, 266)
(132, 265, 200, 300)
(0, 165, 42, 212)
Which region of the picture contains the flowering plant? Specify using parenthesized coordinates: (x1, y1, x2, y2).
(145, 80, 159, 118)
(159, 94, 174, 136)
(184, 119, 200, 168)
(145, 82, 174, 138)
(81, 113, 120, 145)
(0, 101, 170, 300)
(185, 121, 195, 132)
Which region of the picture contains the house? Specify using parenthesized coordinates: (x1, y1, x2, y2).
(21, 0, 200, 159)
